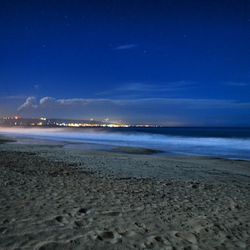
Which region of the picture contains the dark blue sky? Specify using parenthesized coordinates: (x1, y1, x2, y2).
(0, 0, 249, 125)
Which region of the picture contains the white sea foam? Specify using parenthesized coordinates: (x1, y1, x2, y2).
(0, 127, 250, 159)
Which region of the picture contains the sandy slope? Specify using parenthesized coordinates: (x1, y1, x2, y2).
(0, 145, 250, 249)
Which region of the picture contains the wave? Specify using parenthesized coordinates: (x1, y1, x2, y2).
(0, 127, 250, 159)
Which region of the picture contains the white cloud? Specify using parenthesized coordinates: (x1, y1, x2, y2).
(40, 97, 56, 106)
(57, 98, 89, 105)
(17, 96, 37, 111)
(113, 44, 138, 50)
(17, 96, 250, 112)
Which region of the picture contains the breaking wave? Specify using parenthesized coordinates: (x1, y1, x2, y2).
(0, 127, 250, 160)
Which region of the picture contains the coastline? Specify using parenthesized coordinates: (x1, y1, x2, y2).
(0, 136, 249, 181)
(1, 126, 250, 160)
(0, 137, 250, 249)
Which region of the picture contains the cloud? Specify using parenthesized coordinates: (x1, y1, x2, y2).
(17, 96, 250, 112)
(40, 97, 56, 106)
(57, 98, 89, 106)
(15, 96, 250, 125)
(97, 81, 194, 97)
(120, 81, 192, 92)
(17, 96, 37, 111)
(224, 81, 249, 87)
(39, 97, 91, 107)
(113, 44, 138, 50)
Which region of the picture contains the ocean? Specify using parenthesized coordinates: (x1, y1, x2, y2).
(0, 127, 250, 160)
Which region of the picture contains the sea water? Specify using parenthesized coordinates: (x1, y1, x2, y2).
(0, 127, 250, 160)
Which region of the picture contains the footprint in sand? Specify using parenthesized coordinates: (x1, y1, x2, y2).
(89, 230, 122, 244)
(140, 235, 172, 249)
(70, 207, 90, 217)
(54, 215, 69, 225)
(98, 231, 122, 244)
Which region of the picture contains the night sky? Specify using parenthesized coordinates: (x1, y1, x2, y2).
(0, 0, 249, 126)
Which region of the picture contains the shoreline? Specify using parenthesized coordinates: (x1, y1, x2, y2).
(1, 134, 250, 162)
(1, 126, 250, 161)
(0, 136, 250, 182)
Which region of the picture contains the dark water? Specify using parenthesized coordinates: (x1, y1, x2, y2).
(0, 127, 250, 160)
(100, 127, 250, 139)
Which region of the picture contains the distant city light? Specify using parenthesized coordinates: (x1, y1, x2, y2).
(0, 117, 159, 128)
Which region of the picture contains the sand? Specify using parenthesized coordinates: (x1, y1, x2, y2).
(0, 138, 250, 249)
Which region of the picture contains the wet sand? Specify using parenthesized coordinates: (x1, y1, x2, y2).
(0, 138, 250, 249)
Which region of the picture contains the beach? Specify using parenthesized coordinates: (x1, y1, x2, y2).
(1, 0, 249, 248)
(0, 138, 250, 249)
